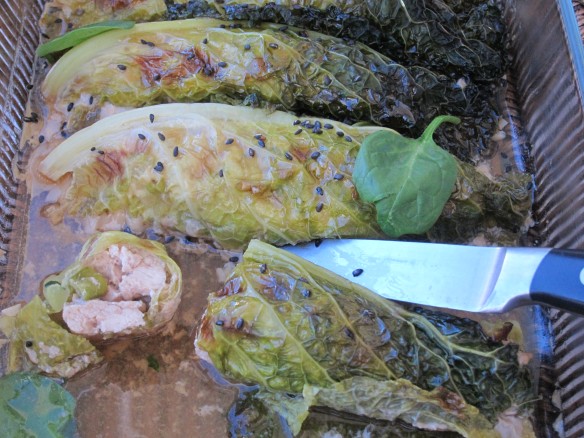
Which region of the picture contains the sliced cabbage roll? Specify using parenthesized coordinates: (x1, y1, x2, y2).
(0, 297, 102, 378)
(37, 104, 531, 248)
(39, 0, 167, 39)
(38, 18, 471, 152)
(42, 231, 182, 340)
(195, 240, 534, 436)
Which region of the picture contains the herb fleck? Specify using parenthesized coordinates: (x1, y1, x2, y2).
(147, 354, 160, 372)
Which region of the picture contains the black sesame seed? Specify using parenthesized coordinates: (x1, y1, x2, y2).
(225, 138, 234, 145)
(26, 83, 34, 90)
(219, 24, 226, 28)
(310, 151, 321, 160)
(302, 289, 312, 298)
(25, 341, 33, 348)
(141, 39, 155, 47)
(158, 132, 166, 141)
(202, 38, 208, 44)
(269, 43, 279, 49)
(215, 320, 224, 326)
(284, 152, 293, 160)
(61, 131, 68, 138)
(333, 173, 344, 181)
(203, 66, 214, 76)
(299, 30, 309, 38)
(352, 268, 364, 277)
(293, 120, 301, 125)
(254, 134, 265, 140)
(117, 64, 127, 71)
(138, 133, 146, 140)
(344, 327, 355, 339)
(259, 263, 267, 274)
(279, 25, 288, 32)
(248, 148, 255, 157)
(173, 146, 179, 157)
(316, 186, 324, 196)
(154, 162, 164, 172)
(314, 121, 322, 129)
(324, 123, 333, 129)
(294, 129, 302, 135)
(67, 23, 73, 29)
(149, 114, 155, 123)
(314, 239, 323, 247)
(305, 122, 314, 129)
(324, 75, 332, 86)
(229, 256, 239, 263)
(218, 61, 228, 68)
(361, 309, 375, 318)
(345, 135, 353, 142)
(219, 169, 224, 177)
(244, 43, 251, 50)
(97, 150, 104, 155)
(235, 318, 244, 330)
(258, 140, 266, 148)
(316, 202, 324, 212)
(91, 147, 96, 151)
(89, 95, 94, 105)
(501, 152, 508, 159)
(66, 102, 74, 112)
(61, 121, 67, 130)
(23, 114, 38, 123)
(505, 165, 513, 172)
(55, 18, 62, 23)
(153, 73, 161, 81)
(39, 135, 45, 144)
(313, 128, 323, 134)
(298, 277, 309, 283)
(336, 131, 344, 137)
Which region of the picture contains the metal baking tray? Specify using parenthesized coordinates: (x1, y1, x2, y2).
(1, 0, 584, 436)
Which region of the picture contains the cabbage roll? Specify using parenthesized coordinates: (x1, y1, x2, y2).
(195, 240, 534, 436)
(42, 231, 182, 340)
(38, 104, 531, 248)
(37, 18, 471, 152)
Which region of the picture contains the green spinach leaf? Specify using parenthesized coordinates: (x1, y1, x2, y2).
(353, 116, 460, 237)
(36, 20, 135, 58)
(0, 372, 76, 437)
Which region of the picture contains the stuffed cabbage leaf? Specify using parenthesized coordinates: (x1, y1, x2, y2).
(195, 240, 534, 436)
(42, 231, 182, 340)
(37, 18, 472, 153)
(0, 297, 102, 378)
(37, 104, 531, 248)
(0, 231, 182, 378)
(169, 0, 505, 81)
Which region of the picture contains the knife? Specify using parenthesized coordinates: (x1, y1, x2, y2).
(285, 239, 584, 314)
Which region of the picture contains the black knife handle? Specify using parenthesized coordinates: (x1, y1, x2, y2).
(530, 248, 584, 314)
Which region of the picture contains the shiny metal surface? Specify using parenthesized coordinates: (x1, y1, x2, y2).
(286, 240, 550, 313)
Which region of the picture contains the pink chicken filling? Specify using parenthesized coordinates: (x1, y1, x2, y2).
(62, 244, 168, 336)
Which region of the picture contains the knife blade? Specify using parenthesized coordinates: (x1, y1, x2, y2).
(285, 239, 584, 314)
